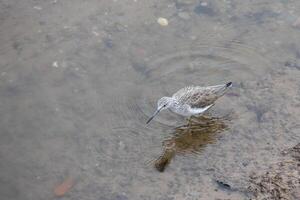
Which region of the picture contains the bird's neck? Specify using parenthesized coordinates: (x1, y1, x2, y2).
(167, 97, 177, 106)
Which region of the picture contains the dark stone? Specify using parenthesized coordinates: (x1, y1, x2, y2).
(216, 180, 231, 190)
(284, 61, 300, 70)
(131, 61, 149, 78)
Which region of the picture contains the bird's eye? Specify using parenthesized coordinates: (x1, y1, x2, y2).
(163, 104, 167, 107)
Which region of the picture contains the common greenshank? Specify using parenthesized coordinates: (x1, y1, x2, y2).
(146, 82, 232, 124)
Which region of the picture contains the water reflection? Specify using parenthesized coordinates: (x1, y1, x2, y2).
(154, 115, 229, 172)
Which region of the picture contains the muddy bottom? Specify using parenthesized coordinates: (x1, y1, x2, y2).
(249, 143, 300, 200)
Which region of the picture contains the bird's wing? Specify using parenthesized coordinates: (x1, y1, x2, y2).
(172, 86, 197, 103)
(173, 84, 228, 108)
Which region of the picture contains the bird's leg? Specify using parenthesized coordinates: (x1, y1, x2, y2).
(199, 114, 208, 119)
(183, 117, 192, 127)
(184, 115, 206, 128)
(189, 115, 200, 124)
(175, 123, 189, 130)
(187, 116, 202, 128)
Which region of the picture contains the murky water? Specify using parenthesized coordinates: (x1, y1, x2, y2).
(0, 0, 299, 199)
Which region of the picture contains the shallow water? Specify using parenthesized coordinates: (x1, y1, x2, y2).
(0, 0, 300, 199)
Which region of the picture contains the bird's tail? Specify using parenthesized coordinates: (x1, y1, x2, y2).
(226, 82, 233, 88)
(209, 82, 232, 96)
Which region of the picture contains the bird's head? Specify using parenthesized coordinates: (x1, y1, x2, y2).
(146, 97, 173, 124)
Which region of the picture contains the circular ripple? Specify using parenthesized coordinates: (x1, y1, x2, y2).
(135, 41, 272, 126)
(93, 93, 164, 165)
(99, 41, 273, 163)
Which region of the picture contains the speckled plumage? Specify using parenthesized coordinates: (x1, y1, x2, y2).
(146, 82, 232, 124)
(172, 84, 230, 108)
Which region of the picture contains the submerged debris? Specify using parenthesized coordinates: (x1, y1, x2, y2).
(54, 177, 74, 197)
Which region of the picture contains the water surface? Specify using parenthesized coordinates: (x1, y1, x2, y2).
(0, 0, 300, 199)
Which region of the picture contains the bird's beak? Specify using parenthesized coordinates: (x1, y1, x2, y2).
(146, 107, 163, 124)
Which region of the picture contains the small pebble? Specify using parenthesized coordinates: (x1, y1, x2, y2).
(157, 17, 168, 26)
(92, 31, 99, 36)
(33, 6, 42, 10)
(52, 61, 59, 68)
(118, 141, 125, 150)
(200, 2, 208, 6)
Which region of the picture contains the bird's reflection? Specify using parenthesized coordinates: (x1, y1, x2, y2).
(154, 115, 229, 172)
